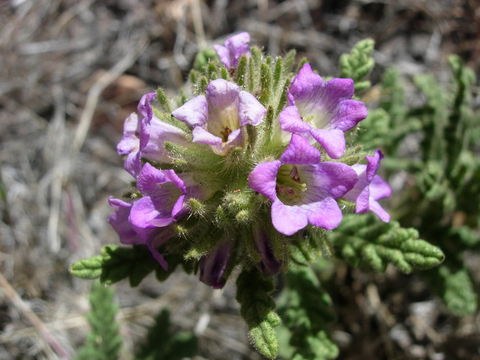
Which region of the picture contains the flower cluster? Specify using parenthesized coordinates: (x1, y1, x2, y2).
(108, 33, 392, 288)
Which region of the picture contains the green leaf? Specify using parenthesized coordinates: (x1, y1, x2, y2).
(413, 74, 449, 163)
(207, 61, 219, 80)
(236, 269, 280, 359)
(291, 331, 339, 360)
(236, 54, 248, 87)
(291, 228, 333, 265)
(70, 245, 180, 286)
(100, 245, 155, 285)
(193, 48, 218, 71)
(380, 68, 406, 116)
(135, 309, 197, 360)
(260, 63, 273, 105)
(428, 264, 477, 316)
(279, 266, 338, 360)
(331, 215, 444, 273)
(198, 76, 209, 94)
(355, 108, 391, 150)
(245, 46, 263, 94)
(339, 39, 375, 93)
(449, 226, 480, 248)
(155, 87, 172, 113)
(70, 256, 103, 279)
(75, 282, 122, 360)
(283, 49, 297, 72)
(273, 56, 283, 90)
(445, 54, 476, 171)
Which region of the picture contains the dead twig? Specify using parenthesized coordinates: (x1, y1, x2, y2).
(0, 272, 69, 359)
(72, 40, 147, 152)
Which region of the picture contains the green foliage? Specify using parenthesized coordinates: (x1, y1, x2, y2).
(330, 214, 444, 273)
(358, 68, 422, 154)
(193, 48, 218, 71)
(279, 266, 338, 360)
(449, 225, 480, 248)
(339, 39, 375, 93)
(355, 108, 390, 150)
(236, 268, 281, 359)
(135, 309, 197, 360)
(445, 55, 476, 166)
(70, 245, 180, 286)
(354, 52, 479, 315)
(290, 228, 333, 265)
(75, 282, 122, 360)
(428, 264, 477, 317)
(70, 255, 103, 280)
(76, 285, 197, 360)
(155, 87, 172, 113)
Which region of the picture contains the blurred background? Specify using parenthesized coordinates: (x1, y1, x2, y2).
(0, 0, 479, 359)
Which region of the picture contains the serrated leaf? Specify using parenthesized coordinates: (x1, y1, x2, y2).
(136, 309, 197, 360)
(193, 48, 218, 72)
(428, 265, 478, 316)
(279, 266, 338, 360)
(291, 330, 339, 360)
(99, 245, 156, 285)
(449, 226, 480, 248)
(236, 269, 280, 359)
(248, 318, 279, 359)
(70, 256, 103, 279)
(71, 245, 178, 287)
(155, 87, 172, 113)
(331, 215, 444, 273)
(75, 282, 122, 360)
(339, 39, 375, 93)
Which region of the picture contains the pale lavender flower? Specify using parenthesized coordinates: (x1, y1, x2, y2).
(199, 240, 232, 289)
(344, 150, 392, 222)
(214, 32, 251, 69)
(248, 135, 358, 235)
(172, 79, 266, 155)
(117, 95, 187, 176)
(279, 63, 368, 158)
(108, 197, 173, 269)
(137, 92, 156, 152)
(129, 163, 190, 229)
(117, 113, 143, 177)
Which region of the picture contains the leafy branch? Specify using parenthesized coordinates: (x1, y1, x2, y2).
(135, 309, 197, 360)
(330, 215, 444, 273)
(279, 266, 338, 360)
(75, 282, 122, 360)
(236, 268, 281, 359)
(70, 245, 180, 286)
(339, 39, 375, 93)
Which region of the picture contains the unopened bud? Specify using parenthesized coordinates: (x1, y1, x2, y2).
(235, 210, 250, 223)
(187, 198, 206, 217)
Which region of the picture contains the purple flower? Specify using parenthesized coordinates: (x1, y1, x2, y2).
(137, 92, 156, 157)
(248, 135, 358, 235)
(253, 226, 282, 275)
(117, 113, 143, 177)
(117, 95, 187, 176)
(108, 197, 172, 269)
(344, 150, 392, 222)
(279, 63, 368, 158)
(199, 240, 232, 289)
(129, 163, 190, 230)
(172, 79, 266, 155)
(214, 32, 251, 69)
